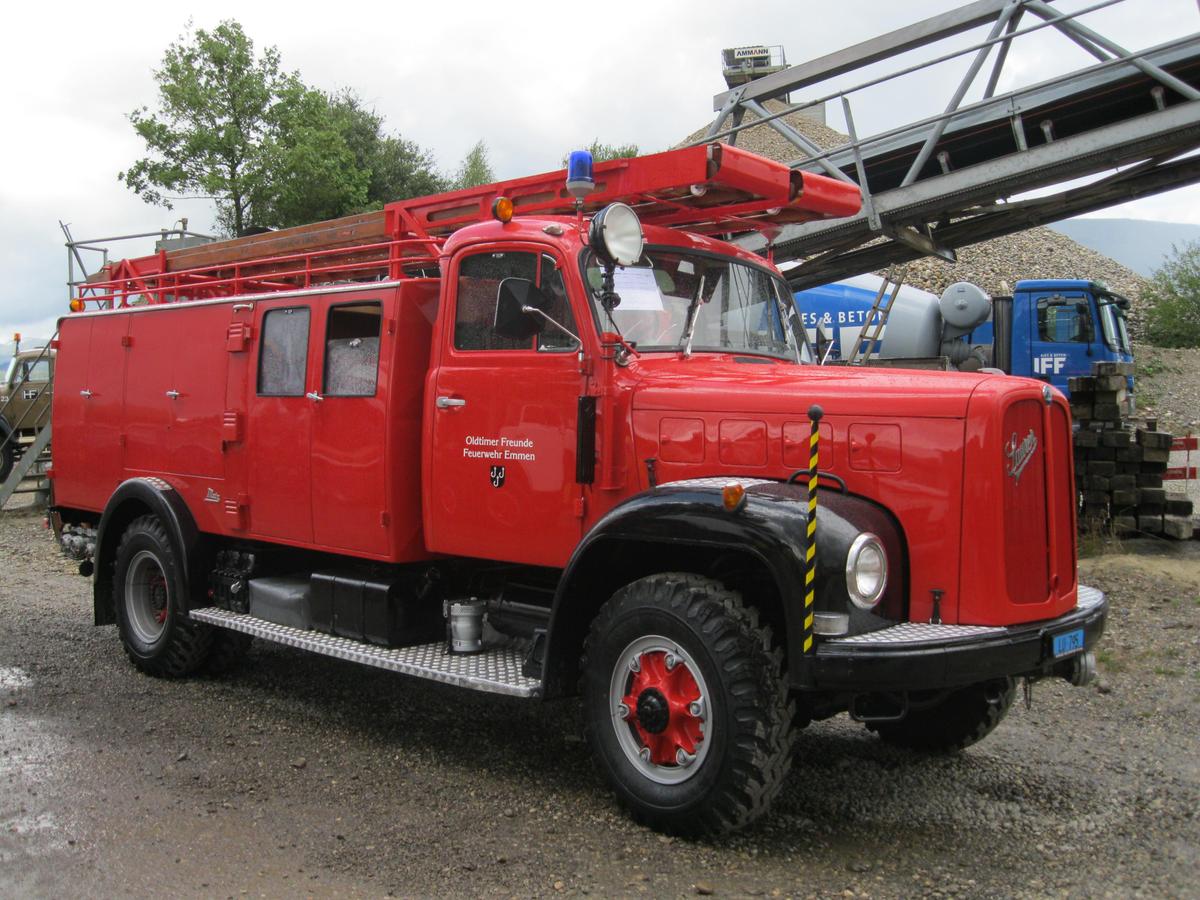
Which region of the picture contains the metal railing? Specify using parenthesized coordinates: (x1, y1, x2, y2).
(695, 0, 1200, 287)
(73, 237, 443, 311)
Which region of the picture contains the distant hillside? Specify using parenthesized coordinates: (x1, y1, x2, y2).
(1049, 218, 1200, 277)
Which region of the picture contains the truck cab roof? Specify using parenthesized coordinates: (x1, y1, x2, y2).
(1014, 279, 1109, 293)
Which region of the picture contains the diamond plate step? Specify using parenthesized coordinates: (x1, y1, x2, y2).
(826, 584, 1106, 646)
(190, 607, 541, 698)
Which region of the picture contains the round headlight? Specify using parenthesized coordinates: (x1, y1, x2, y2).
(845, 533, 887, 610)
(589, 202, 644, 268)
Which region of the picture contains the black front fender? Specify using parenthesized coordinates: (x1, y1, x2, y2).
(542, 480, 907, 695)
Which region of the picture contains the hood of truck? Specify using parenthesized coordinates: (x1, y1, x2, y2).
(628, 355, 992, 419)
(623, 356, 1076, 629)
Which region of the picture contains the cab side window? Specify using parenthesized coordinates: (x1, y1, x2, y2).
(1037, 296, 1090, 344)
(324, 303, 381, 397)
(258, 307, 310, 395)
(22, 359, 50, 383)
(454, 251, 576, 351)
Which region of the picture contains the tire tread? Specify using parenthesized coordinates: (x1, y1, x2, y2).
(581, 572, 794, 835)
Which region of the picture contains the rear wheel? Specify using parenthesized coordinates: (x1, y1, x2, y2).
(114, 515, 212, 677)
(581, 573, 793, 835)
(0, 421, 14, 484)
(868, 678, 1016, 753)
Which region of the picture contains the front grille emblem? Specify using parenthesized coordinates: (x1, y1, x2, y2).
(1005, 429, 1038, 485)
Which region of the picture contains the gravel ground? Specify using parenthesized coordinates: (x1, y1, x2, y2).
(1133, 342, 1200, 511)
(2, 498, 1198, 898)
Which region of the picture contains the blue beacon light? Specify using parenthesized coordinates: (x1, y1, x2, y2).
(566, 150, 595, 199)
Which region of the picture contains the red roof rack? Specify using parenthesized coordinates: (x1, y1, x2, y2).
(76, 144, 860, 309)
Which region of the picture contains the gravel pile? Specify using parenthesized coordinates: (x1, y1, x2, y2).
(680, 104, 1149, 330)
(2, 501, 1198, 897)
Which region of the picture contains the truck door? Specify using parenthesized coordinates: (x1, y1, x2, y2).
(428, 248, 584, 567)
(246, 303, 314, 544)
(1028, 292, 1093, 392)
(310, 294, 390, 556)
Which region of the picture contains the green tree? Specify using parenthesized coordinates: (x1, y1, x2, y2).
(122, 22, 445, 234)
(561, 139, 640, 166)
(250, 83, 368, 230)
(452, 140, 495, 189)
(120, 21, 291, 236)
(1144, 241, 1200, 347)
(328, 92, 447, 205)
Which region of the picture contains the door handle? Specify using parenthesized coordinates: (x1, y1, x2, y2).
(306, 391, 324, 403)
(166, 390, 180, 399)
(436, 396, 467, 409)
(80, 389, 92, 399)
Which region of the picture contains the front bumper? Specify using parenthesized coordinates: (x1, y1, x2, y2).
(807, 585, 1107, 691)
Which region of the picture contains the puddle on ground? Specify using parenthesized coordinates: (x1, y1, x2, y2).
(0, 666, 32, 691)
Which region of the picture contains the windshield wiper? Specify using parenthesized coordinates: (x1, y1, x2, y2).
(679, 274, 706, 358)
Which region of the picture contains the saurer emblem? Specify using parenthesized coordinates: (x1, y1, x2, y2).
(1005, 429, 1038, 485)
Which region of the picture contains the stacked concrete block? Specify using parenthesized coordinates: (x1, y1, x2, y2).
(1069, 361, 1194, 539)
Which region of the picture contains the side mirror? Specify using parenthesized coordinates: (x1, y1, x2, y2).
(494, 278, 547, 340)
(1081, 317, 1096, 344)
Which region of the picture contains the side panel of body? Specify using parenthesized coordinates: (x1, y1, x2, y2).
(51, 314, 128, 512)
(308, 285, 436, 560)
(245, 300, 316, 545)
(48, 316, 93, 509)
(630, 406, 965, 624)
(123, 304, 234, 529)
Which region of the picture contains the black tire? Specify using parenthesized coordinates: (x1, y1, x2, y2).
(868, 678, 1016, 753)
(581, 573, 793, 836)
(0, 421, 14, 485)
(113, 515, 213, 677)
(204, 631, 253, 675)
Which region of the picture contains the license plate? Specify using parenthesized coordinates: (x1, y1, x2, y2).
(1052, 628, 1084, 658)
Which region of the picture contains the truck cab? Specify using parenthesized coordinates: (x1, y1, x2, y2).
(1000, 279, 1134, 395)
(0, 343, 54, 482)
(794, 276, 1134, 398)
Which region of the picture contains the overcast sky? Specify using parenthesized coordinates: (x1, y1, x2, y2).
(2, 0, 1196, 341)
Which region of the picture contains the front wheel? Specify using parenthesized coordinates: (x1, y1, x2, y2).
(581, 573, 793, 835)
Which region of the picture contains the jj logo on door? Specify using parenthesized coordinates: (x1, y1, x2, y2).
(489, 465, 506, 488)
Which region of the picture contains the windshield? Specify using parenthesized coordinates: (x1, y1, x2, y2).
(583, 248, 810, 362)
(1097, 293, 1132, 355)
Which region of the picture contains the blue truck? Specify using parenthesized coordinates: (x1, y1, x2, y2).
(795, 276, 1134, 397)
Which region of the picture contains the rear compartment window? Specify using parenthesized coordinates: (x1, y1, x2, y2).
(324, 303, 381, 397)
(258, 307, 310, 396)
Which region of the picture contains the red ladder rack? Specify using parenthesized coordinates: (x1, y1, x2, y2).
(76, 143, 861, 309)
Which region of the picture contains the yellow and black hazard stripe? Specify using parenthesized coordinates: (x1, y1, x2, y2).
(803, 405, 824, 654)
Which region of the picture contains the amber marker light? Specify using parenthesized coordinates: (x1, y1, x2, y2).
(69, 299, 85, 312)
(722, 482, 747, 513)
(492, 196, 514, 223)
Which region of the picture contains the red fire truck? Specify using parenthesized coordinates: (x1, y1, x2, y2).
(50, 144, 1105, 835)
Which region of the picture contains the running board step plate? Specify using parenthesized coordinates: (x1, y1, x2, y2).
(190, 607, 541, 698)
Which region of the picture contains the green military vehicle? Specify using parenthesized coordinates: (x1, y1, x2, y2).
(0, 344, 54, 484)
